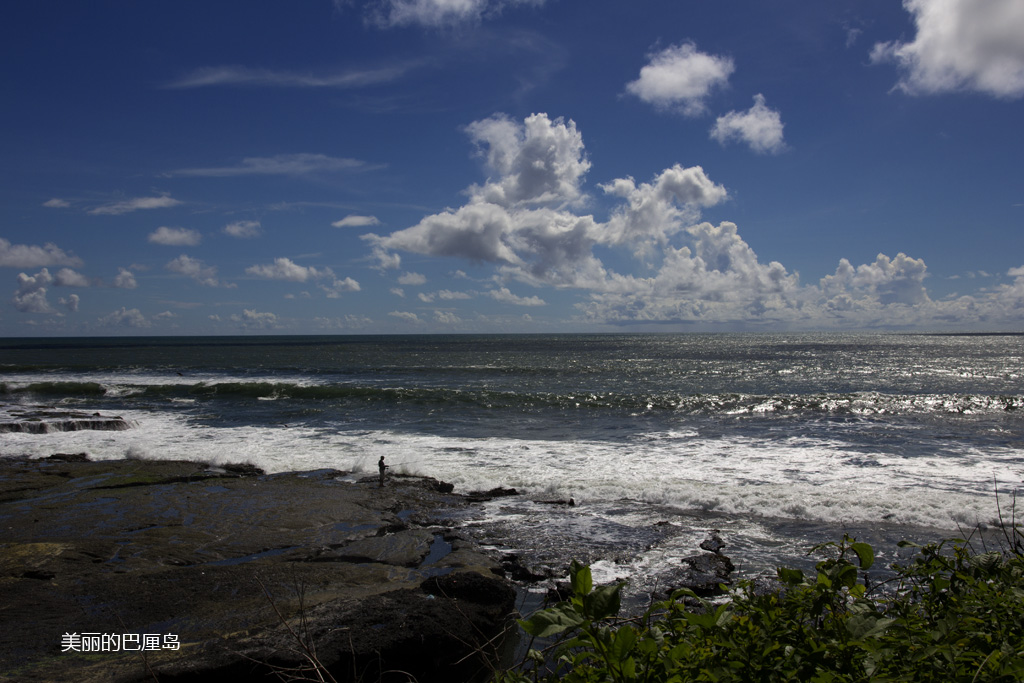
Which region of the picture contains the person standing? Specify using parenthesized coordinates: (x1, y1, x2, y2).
(378, 456, 388, 487)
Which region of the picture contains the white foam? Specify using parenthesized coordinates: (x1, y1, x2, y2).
(4, 409, 1018, 531)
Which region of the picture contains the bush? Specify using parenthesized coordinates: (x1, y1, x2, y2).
(497, 533, 1024, 682)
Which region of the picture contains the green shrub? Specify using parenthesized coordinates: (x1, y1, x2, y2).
(498, 534, 1024, 682)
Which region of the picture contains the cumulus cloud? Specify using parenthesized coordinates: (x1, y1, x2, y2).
(99, 307, 150, 328)
(871, 0, 1024, 98)
(89, 195, 181, 215)
(320, 277, 361, 298)
(224, 220, 262, 238)
(599, 165, 728, 248)
(246, 257, 333, 282)
(166, 255, 229, 288)
(465, 113, 590, 208)
(366, 113, 730, 290)
(488, 287, 545, 306)
(434, 310, 461, 324)
(398, 272, 427, 285)
(438, 289, 472, 300)
(114, 267, 138, 289)
(53, 268, 90, 287)
(12, 269, 54, 313)
(819, 253, 930, 306)
(365, 0, 546, 28)
(230, 309, 279, 329)
(246, 257, 360, 297)
(58, 294, 80, 313)
(576, 221, 800, 325)
(171, 154, 373, 177)
(710, 94, 787, 154)
(626, 43, 735, 116)
(333, 215, 381, 228)
(0, 238, 83, 269)
(389, 310, 422, 324)
(149, 226, 202, 246)
(364, 111, 997, 328)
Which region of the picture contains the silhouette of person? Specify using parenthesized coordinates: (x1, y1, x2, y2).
(378, 456, 388, 487)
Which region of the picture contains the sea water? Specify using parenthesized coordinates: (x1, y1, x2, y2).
(2, 333, 1023, 585)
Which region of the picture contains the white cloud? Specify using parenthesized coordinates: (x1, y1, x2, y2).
(114, 267, 138, 289)
(333, 215, 381, 228)
(246, 257, 333, 282)
(230, 309, 279, 329)
(418, 292, 435, 302)
(710, 94, 787, 154)
(871, 0, 1024, 98)
(599, 165, 728, 248)
(54, 268, 90, 287)
(224, 220, 262, 238)
(434, 310, 461, 324)
(320, 277, 361, 298)
(0, 238, 83, 268)
(365, 111, 1011, 329)
(465, 113, 590, 208)
(166, 255, 229, 288)
(12, 269, 54, 313)
(165, 63, 413, 89)
(58, 294, 79, 313)
(149, 226, 202, 246)
(366, 0, 546, 28)
(89, 195, 181, 215)
(99, 307, 150, 328)
(370, 245, 402, 270)
(488, 286, 545, 306)
(398, 272, 427, 285)
(819, 253, 930, 306)
(626, 43, 735, 116)
(314, 314, 374, 330)
(43, 198, 70, 208)
(171, 154, 373, 177)
(389, 310, 423, 323)
(438, 289, 472, 300)
(577, 221, 800, 325)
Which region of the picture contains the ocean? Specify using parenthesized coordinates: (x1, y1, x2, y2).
(2, 333, 1023, 591)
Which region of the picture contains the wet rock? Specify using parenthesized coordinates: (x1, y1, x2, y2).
(466, 486, 519, 502)
(499, 553, 553, 582)
(46, 452, 91, 462)
(535, 497, 575, 506)
(324, 529, 436, 566)
(0, 410, 133, 433)
(657, 551, 736, 598)
(0, 456, 511, 683)
(699, 530, 726, 554)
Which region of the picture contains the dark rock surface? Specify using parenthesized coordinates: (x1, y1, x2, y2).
(0, 409, 133, 434)
(0, 456, 514, 683)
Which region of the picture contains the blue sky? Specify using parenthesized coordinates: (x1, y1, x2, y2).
(2, 0, 1023, 335)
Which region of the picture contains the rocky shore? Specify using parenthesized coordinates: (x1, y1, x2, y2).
(0, 455, 517, 683)
(0, 452, 745, 683)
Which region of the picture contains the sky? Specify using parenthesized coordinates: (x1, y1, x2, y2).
(2, 0, 1023, 336)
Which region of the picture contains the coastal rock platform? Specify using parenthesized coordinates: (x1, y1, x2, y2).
(0, 455, 515, 683)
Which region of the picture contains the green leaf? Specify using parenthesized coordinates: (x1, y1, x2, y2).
(584, 583, 622, 621)
(846, 614, 895, 640)
(518, 603, 585, 638)
(778, 567, 805, 585)
(570, 559, 592, 597)
(610, 625, 637, 660)
(851, 542, 875, 570)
